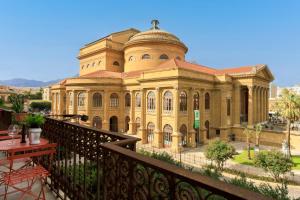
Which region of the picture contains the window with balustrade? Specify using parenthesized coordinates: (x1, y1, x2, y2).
(147, 91, 155, 111)
(136, 93, 141, 107)
(93, 93, 102, 107)
(179, 91, 187, 112)
(110, 93, 119, 107)
(78, 92, 85, 107)
(125, 93, 131, 107)
(163, 91, 173, 112)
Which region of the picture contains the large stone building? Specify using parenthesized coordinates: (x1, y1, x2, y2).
(51, 20, 274, 151)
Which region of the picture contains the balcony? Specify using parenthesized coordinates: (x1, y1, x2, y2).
(0, 109, 270, 200)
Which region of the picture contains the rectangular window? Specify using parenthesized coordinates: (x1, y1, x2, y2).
(227, 99, 231, 116)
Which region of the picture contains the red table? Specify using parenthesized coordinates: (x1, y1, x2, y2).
(0, 138, 49, 151)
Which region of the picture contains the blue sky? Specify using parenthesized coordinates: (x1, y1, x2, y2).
(0, 0, 299, 86)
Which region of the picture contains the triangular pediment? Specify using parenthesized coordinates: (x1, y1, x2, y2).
(255, 65, 275, 81)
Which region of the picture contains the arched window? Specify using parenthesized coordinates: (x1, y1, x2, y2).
(180, 124, 188, 146)
(113, 61, 120, 66)
(86, 64, 89, 68)
(163, 124, 173, 147)
(193, 92, 199, 110)
(128, 56, 135, 61)
(69, 92, 73, 106)
(92, 62, 95, 67)
(179, 91, 187, 112)
(93, 93, 102, 107)
(142, 54, 150, 60)
(205, 92, 210, 109)
(163, 91, 173, 112)
(159, 54, 169, 60)
(98, 60, 101, 65)
(147, 122, 155, 143)
(125, 93, 131, 107)
(176, 56, 181, 60)
(81, 65, 84, 69)
(135, 117, 141, 133)
(125, 116, 130, 132)
(147, 91, 155, 111)
(93, 116, 102, 129)
(78, 92, 85, 107)
(110, 93, 119, 107)
(136, 92, 141, 107)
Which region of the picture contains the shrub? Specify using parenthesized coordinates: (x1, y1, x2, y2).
(254, 150, 293, 182)
(25, 114, 45, 128)
(226, 175, 291, 200)
(205, 139, 236, 171)
(139, 149, 181, 166)
(30, 101, 51, 111)
(0, 98, 3, 106)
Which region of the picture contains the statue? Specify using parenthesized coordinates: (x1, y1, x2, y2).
(151, 19, 160, 30)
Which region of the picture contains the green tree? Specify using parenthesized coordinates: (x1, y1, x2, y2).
(275, 89, 300, 157)
(243, 128, 254, 159)
(205, 139, 235, 171)
(0, 98, 3, 107)
(254, 150, 293, 182)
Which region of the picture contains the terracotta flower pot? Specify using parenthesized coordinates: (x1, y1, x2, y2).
(14, 113, 28, 122)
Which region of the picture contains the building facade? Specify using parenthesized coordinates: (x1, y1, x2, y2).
(51, 20, 274, 152)
(42, 86, 52, 101)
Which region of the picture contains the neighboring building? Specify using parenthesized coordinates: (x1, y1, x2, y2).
(269, 83, 277, 99)
(277, 84, 300, 98)
(42, 86, 51, 101)
(51, 20, 274, 151)
(0, 85, 16, 102)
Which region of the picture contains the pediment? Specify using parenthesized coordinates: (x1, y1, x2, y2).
(255, 66, 274, 81)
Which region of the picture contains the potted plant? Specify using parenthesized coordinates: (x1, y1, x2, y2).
(8, 94, 27, 122)
(25, 114, 45, 144)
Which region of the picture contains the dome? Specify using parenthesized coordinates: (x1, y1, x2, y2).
(124, 20, 188, 52)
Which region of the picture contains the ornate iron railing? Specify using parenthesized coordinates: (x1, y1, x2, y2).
(41, 117, 270, 200)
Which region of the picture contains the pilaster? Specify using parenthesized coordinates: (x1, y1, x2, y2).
(153, 87, 162, 148)
(247, 86, 254, 127)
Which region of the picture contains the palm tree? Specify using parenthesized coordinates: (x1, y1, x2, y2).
(243, 128, 253, 159)
(255, 123, 262, 150)
(275, 89, 300, 157)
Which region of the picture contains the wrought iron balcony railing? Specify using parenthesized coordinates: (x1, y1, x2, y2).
(0, 109, 271, 200)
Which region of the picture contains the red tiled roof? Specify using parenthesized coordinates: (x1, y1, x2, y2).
(79, 59, 264, 80)
(81, 70, 122, 78)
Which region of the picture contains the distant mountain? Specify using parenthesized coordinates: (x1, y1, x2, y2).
(0, 78, 61, 87)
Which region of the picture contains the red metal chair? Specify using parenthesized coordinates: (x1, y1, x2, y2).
(1, 143, 57, 200)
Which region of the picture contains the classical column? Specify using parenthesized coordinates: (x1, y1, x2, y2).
(233, 84, 241, 126)
(139, 88, 147, 144)
(119, 91, 125, 133)
(247, 86, 254, 127)
(254, 86, 258, 123)
(128, 90, 135, 135)
(153, 87, 162, 148)
(65, 91, 69, 114)
(188, 88, 196, 147)
(257, 86, 262, 123)
(85, 90, 92, 126)
(102, 90, 110, 131)
(261, 88, 266, 122)
(199, 89, 207, 144)
(266, 88, 270, 121)
(73, 90, 78, 115)
(172, 87, 182, 152)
